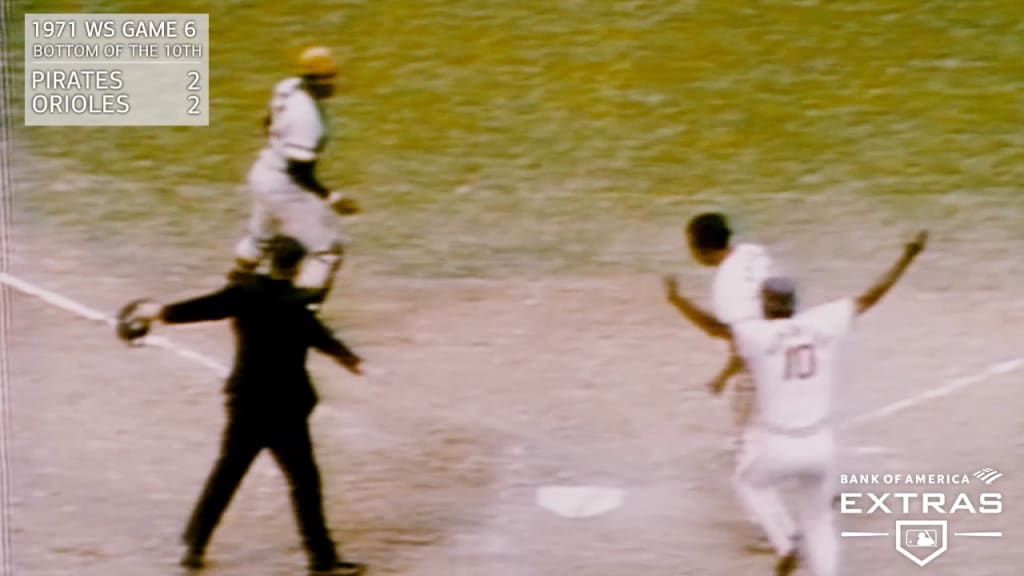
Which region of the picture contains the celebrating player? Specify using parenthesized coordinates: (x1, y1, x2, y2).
(233, 45, 359, 308)
(663, 230, 928, 576)
(680, 212, 774, 410)
(670, 212, 783, 545)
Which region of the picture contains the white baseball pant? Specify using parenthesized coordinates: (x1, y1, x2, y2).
(236, 163, 344, 256)
(234, 163, 345, 291)
(732, 371, 756, 430)
(733, 426, 838, 576)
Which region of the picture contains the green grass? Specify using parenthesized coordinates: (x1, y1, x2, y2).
(10, 0, 1024, 277)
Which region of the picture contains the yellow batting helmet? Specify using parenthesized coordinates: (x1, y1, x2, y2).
(298, 46, 339, 77)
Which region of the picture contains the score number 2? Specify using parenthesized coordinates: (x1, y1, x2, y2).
(186, 71, 201, 115)
(783, 344, 816, 380)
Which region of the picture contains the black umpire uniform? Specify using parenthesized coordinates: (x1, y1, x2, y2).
(152, 237, 363, 575)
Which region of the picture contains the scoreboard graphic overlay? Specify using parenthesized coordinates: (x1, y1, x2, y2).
(24, 14, 210, 126)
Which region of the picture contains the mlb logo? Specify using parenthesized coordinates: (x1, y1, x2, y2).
(905, 529, 939, 548)
(896, 521, 948, 567)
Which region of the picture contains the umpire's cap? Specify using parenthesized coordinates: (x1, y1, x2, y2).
(268, 236, 307, 272)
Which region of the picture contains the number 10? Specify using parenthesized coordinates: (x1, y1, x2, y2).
(784, 344, 816, 380)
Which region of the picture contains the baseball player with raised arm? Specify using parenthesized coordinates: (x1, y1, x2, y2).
(663, 230, 928, 576)
(674, 212, 785, 546)
(233, 46, 359, 308)
(683, 212, 774, 413)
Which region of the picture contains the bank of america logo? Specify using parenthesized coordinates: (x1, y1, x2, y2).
(973, 468, 1003, 485)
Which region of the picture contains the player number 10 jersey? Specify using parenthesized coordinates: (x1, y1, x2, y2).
(732, 299, 856, 432)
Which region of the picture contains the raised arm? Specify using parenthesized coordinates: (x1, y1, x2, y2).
(663, 275, 731, 339)
(855, 230, 928, 315)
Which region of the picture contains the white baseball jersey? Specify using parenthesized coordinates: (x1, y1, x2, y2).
(712, 243, 773, 326)
(255, 77, 328, 172)
(732, 298, 856, 432)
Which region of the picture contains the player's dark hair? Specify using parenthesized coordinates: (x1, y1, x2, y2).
(686, 212, 731, 251)
(268, 236, 307, 271)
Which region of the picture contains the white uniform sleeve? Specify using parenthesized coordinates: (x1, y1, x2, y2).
(712, 244, 774, 325)
(756, 249, 775, 283)
(801, 298, 856, 340)
(278, 94, 323, 162)
(732, 319, 768, 362)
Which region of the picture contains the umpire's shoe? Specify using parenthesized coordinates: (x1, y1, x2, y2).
(309, 559, 366, 576)
(179, 548, 204, 571)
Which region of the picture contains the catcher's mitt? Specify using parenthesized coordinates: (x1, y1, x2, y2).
(326, 191, 360, 215)
(116, 298, 156, 344)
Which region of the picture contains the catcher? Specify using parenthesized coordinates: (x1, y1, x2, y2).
(117, 236, 365, 576)
(232, 45, 359, 309)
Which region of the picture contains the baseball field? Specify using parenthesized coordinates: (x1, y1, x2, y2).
(5, 0, 1024, 574)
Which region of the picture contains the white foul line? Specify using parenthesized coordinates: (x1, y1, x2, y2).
(0, 272, 111, 324)
(839, 358, 1022, 431)
(143, 334, 229, 378)
(1, 271, 1021, 431)
(0, 271, 229, 378)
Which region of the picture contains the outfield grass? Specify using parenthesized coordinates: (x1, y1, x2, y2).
(10, 0, 1024, 277)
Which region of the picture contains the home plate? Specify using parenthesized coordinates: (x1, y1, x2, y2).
(536, 486, 625, 518)
(849, 446, 896, 456)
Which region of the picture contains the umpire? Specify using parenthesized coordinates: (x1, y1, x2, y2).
(120, 236, 365, 576)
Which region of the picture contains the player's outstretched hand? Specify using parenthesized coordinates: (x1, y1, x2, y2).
(905, 230, 928, 258)
(662, 275, 680, 302)
(707, 375, 728, 396)
(339, 354, 363, 375)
